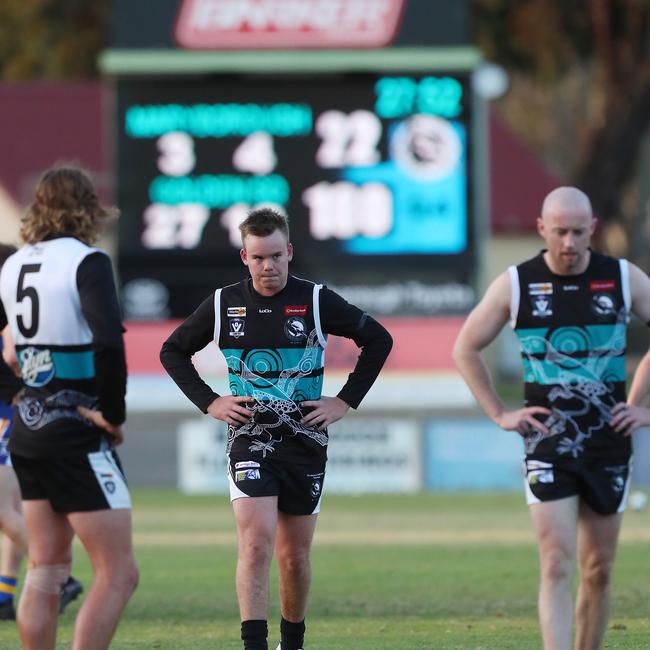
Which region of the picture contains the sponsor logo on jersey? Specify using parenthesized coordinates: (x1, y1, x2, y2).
(258, 308, 272, 314)
(528, 282, 553, 296)
(591, 293, 617, 317)
(227, 306, 247, 317)
(531, 295, 552, 318)
(284, 316, 307, 341)
(284, 305, 307, 316)
(235, 461, 260, 469)
(19, 347, 55, 387)
(229, 318, 246, 338)
(235, 469, 261, 482)
(562, 284, 579, 291)
(590, 279, 616, 291)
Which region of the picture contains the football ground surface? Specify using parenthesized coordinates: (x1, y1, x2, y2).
(1, 490, 649, 649)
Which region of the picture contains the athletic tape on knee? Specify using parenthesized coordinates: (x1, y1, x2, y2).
(25, 563, 70, 595)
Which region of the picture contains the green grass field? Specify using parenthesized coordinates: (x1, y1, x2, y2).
(1, 490, 649, 649)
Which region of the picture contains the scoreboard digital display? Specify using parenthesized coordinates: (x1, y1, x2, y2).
(116, 72, 475, 319)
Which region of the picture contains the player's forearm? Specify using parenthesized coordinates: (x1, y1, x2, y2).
(453, 347, 507, 422)
(627, 350, 650, 406)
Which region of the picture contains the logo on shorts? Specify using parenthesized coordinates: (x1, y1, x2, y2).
(235, 469, 260, 482)
(284, 317, 307, 341)
(19, 347, 55, 387)
(605, 465, 627, 494)
(235, 461, 260, 469)
(526, 460, 554, 485)
(104, 481, 116, 494)
(229, 318, 246, 338)
(310, 480, 321, 499)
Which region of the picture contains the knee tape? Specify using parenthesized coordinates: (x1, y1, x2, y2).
(25, 563, 70, 595)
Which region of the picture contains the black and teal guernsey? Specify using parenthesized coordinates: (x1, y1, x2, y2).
(0, 237, 127, 458)
(509, 250, 631, 461)
(161, 275, 393, 464)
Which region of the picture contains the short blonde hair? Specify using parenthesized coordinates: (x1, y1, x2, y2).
(21, 167, 118, 245)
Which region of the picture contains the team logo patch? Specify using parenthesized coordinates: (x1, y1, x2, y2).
(605, 465, 627, 494)
(227, 306, 246, 317)
(284, 317, 307, 341)
(310, 480, 321, 499)
(235, 469, 260, 482)
(528, 282, 553, 296)
(531, 294, 552, 318)
(590, 280, 616, 291)
(284, 305, 307, 316)
(19, 347, 55, 387)
(591, 293, 617, 317)
(526, 460, 554, 485)
(229, 318, 246, 338)
(235, 461, 260, 469)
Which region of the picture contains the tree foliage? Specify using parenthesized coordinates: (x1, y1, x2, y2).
(0, 0, 109, 80)
(475, 0, 650, 260)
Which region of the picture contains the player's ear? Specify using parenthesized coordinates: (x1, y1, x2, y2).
(536, 217, 545, 238)
(240, 248, 248, 266)
(287, 242, 293, 261)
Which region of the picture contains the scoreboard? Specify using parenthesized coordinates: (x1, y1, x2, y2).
(116, 71, 475, 319)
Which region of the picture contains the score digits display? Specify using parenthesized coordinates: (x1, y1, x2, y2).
(116, 73, 473, 318)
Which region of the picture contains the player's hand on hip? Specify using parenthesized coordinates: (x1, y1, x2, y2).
(495, 406, 551, 437)
(300, 395, 350, 430)
(207, 395, 254, 426)
(77, 406, 124, 445)
(610, 402, 650, 436)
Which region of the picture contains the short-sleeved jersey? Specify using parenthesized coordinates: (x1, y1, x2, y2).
(0, 238, 118, 457)
(216, 276, 329, 462)
(509, 251, 631, 461)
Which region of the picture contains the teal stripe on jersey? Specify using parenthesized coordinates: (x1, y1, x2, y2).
(517, 323, 627, 385)
(223, 347, 325, 401)
(52, 350, 95, 379)
(517, 324, 626, 356)
(522, 355, 625, 385)
(228, 372, 323, 401)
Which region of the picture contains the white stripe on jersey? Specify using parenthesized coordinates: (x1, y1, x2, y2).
(507, 266, 520, 329)
(312, 284, 328, 349)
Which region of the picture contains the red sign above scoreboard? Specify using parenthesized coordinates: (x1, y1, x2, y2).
(174, 0, 406, 49)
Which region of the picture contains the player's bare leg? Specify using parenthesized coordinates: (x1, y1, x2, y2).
(0, 466, 27, 553)
(574, 503, 622, 650)
(233, 496, 278, 620)
(17, 500, 73, 650)
(529, 496, 578, 650)
(68, 509, 138, 650)
(275, 512, 317, 622)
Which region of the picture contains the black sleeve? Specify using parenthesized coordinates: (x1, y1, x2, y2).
(0, 301, 23, 402)
(319, 287, 393, 409)
(159, 294, 220, 413)
(77, 253, 127, 426)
